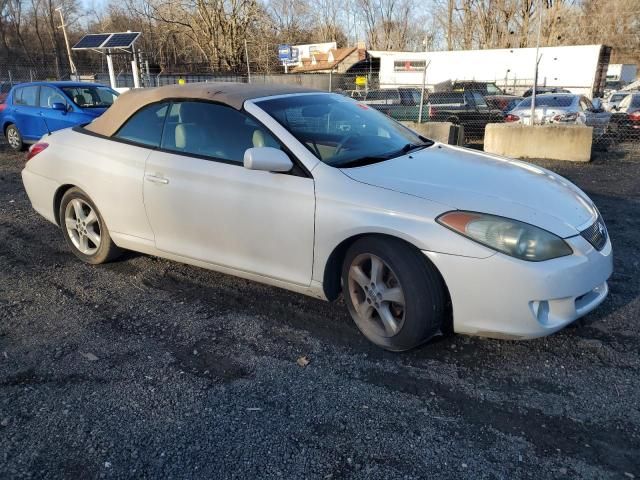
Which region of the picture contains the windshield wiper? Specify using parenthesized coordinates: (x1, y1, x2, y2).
(337, 141, 434, 168)
(401, 141, 432, 153)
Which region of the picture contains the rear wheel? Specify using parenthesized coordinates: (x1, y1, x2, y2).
(59, 188, 122, 264)
(342, 236, 447, 351)
(6, 124, 24, 151)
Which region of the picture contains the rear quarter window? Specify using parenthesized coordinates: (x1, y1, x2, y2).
(14, 86, 38, 107)
(114, 102, 169, 147)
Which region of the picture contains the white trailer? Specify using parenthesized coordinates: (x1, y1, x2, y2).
(370, 44, 611, 98)
(606, 64, 638, 84)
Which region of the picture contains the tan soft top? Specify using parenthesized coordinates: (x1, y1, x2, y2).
(85, 82, 320, 137)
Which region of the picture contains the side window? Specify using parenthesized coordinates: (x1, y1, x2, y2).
(12, 88, 24, 105)
(114, 102, 169, 147)
(39, 86, 67, 108)
(161, 101, 281, 164)
(464, 92, 475, 105)
(19, 86, 38, 107)
(472, 92, 487, 107)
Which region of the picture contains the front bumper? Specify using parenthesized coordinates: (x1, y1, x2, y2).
(424, 235, 613, 339)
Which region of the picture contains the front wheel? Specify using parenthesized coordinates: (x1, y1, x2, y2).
(59, 188, 122, 264)
(342, 236, 447, 351)
(6, 124, 24, 151)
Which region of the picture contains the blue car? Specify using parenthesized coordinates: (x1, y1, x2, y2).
(0, 81, 119, 151)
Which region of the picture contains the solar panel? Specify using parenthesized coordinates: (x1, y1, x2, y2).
(73, 34, 111, 49)
(102, 32, 140, 49)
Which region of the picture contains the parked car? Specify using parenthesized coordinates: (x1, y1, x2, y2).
(507, 93, 612, 137)
(423, 91, 504, 139)
(367, 90, 503, 139)
(451, 81, 505, 96)
(608, 93, 640, 139)
(21, 83, 612, 351)
(359, 88, 421, 106)
(604, 91, 630, 112)
(0, 81, 119, 151)
(485, 95, 523, 113)
(522, 87, 571, 97)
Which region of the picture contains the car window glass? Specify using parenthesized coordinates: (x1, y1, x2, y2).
(631, 96, 640, 108)
(427, 93, 464, 105)
(16, 86, 38, 106)
(12, 88, 23, 105)
(472, 92, 488, 107)
(257, 94, 426, 167)
(160, 101, 282, 164)
(61, 86, 118, 108)
(518, 96, 574, 108)
(114, 102, 169, 147)
(39, 86, 67, 108)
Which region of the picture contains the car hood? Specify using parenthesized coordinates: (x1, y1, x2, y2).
(340, 145, 597, 237)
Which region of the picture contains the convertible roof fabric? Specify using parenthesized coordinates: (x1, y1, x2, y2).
(85, 82, 319, 137)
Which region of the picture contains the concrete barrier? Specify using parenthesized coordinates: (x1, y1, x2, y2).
(484, 124, 593, 162)
(402, 121, 464, 146)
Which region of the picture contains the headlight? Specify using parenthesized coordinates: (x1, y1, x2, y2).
(437, 211, 573, 261)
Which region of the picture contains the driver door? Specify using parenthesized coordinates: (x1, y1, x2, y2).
(143, 101, 316, 286)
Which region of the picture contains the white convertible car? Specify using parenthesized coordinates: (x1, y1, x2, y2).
(21, 83, 613, 351)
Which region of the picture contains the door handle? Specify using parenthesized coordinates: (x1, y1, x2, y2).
(145, 174, 169, 185)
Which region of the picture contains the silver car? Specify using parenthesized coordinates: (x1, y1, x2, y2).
(605, 91, 630, 112)
(508, 93, 612, 136)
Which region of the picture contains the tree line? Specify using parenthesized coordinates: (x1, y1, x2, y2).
(1, 0, 639, 76)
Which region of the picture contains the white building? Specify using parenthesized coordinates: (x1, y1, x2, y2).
(370, 44, 610, 98)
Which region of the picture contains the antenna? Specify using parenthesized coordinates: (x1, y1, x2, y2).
(39, 113, 52, 136)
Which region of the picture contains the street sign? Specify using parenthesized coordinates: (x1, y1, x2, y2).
(278, 45, 291, 62)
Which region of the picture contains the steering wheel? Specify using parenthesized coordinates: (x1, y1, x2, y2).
(334, 134, 360, 156)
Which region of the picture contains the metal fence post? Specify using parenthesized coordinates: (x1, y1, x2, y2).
(417, 61, 430, 124)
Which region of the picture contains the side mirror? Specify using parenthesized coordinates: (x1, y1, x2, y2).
(52, 102, 67, 113)
(244, 147, 293, 173)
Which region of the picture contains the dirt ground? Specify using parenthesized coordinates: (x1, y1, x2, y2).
(0, 142, 638, 479)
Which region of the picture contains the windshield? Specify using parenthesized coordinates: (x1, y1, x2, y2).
(61, 86, 119, 108)
(486, 83, 502, 95)
(516, 95, 574, 108)
(610, 94, 627, 102)
(256, 94, 432, 168)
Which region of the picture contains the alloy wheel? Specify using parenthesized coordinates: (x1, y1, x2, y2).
(64, 198, 101, 255)
(7, 127, 20, 149)
(347, 253, 406, 337)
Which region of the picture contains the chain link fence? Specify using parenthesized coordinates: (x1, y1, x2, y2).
(1, 62, 638, 156)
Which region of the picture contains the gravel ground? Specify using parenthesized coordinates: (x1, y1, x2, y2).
(0, 142, 638, 479)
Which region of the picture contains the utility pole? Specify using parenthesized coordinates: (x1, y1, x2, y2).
(530, 0, 543, 125)
(56, 7, 77, 79)
(418, 34, 430, 124)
